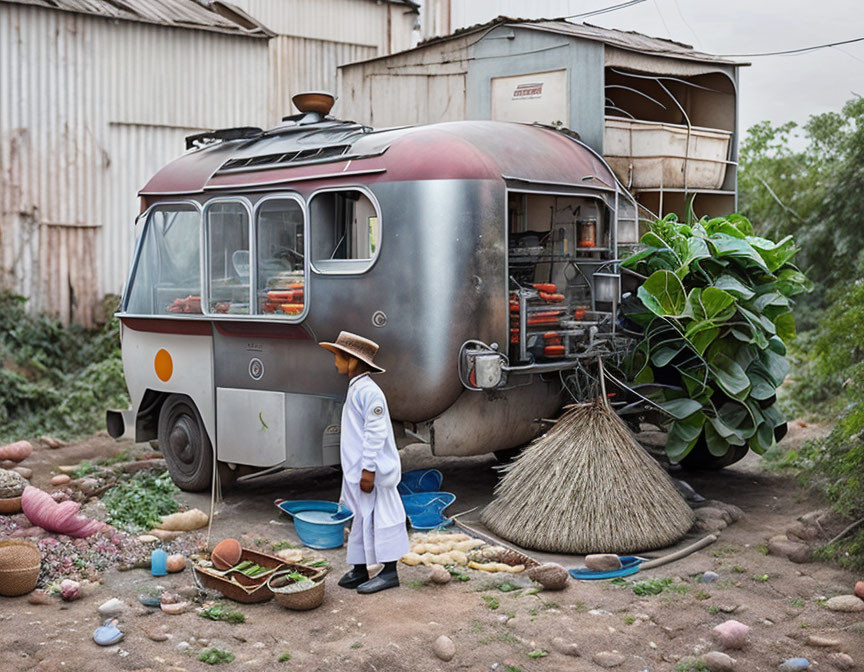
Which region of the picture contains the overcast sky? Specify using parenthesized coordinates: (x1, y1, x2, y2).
(440, 0, 864, 139)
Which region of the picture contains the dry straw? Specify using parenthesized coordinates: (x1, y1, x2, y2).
(481, 400, 695, 554)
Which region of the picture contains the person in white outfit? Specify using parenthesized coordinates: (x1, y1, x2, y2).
(319, 331, 410, 593)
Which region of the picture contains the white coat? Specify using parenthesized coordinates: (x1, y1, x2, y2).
(339, 373, 410, 566)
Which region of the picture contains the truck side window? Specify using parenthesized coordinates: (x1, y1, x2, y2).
(205, 201, 250, 315)
(256, 198, 305, 317)
(124, 204, 202, 315)
(310, 189, 379, 273)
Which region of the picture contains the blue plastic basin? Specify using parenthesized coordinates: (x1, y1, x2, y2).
(400, 491, 456, 530)
(274, 499, 354, 549)
(568, 556, 643, 580)
(397, 469, 444, 496)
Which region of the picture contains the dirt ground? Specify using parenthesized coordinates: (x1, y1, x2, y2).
(1, 422, 862, 672)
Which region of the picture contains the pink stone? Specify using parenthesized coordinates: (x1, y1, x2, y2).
(854, 581, 864, 600)
(711, 620, 751, 650)
(50, 474, 71, 486)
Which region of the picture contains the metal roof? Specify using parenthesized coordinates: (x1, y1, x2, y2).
(141, 119, 621, 195)
(343, 16, 744, 68)
(0, 0, 273, 36)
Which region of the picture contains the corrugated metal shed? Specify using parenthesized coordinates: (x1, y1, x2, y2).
(1, 0, 418, 325)
(0, 1, 269, 325)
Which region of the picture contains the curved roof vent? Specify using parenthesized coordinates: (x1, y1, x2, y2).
(292, 91, 336, 124)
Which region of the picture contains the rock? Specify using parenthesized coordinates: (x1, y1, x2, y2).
(697, 519, 728, 533)
(701, 651, 737, 671)
(778, 658, 810, 672)
(585, 554, 622, 572)
(147, 529, 183, 542)
(592, 651, 626, 668)
(806, 635, 840, 648)
(799, 510, 827, 526)
(176, 641, 192, 653)
(526, 563, 569, 590)
(855, 581, 864, 600)
(137, 535, 160, 544)
(786, 522, 821, 542)
(701, 571, 719, 583)
(60, 579, 81, 601)
(93, 619, 124, 647)
(50, 474, 71, 486)
(11, 466, 32, 480)
(550, 637, 580, 657)
(98, 598, 127, 617)
(825, 595, 864, 612)
(695, 507, 731, 524)
(166, 554, 186, 573)
(711, 620, 751, 650)
(76, 478, 101, 497)
(432, 635, 455, 662)
(826, 653, 855, 670)
(0, 468, 28, 498)
(27, 591, 53, 605)
(429, 565, 451, 584)
(144, 629, 169, 642)
(768, 538, 811, 564)
(38, 436, 65, 449)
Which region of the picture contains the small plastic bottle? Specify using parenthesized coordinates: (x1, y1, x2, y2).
(151, 549, 168, 576)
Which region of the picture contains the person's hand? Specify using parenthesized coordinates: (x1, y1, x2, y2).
(360, 469, 375, 493)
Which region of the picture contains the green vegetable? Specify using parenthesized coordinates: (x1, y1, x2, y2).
(198, 604, 246, 624)
(101, 470, 179, 533)
(198, 648, 235, 665)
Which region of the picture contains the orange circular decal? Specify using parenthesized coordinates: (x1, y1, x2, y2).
(154, 349, 173, 382)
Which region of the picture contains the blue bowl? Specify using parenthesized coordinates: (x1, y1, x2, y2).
(401, 491, 456, 530)
(398, 469, 444, 496)
(274, 499, 354, 550)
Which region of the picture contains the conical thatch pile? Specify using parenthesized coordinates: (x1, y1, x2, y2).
(481, 401, 695, 554)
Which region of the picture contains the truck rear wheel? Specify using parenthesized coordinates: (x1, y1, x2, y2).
(158, 394, 213, 492)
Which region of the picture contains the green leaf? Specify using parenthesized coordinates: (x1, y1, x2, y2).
(713, 274, 755, 300)
(651, 345, 684, 367)
(658, 397, 704, 419)
(704, 422, 729, 457)
(748, 420, 775, 454)
(621, 246, 659, 270)
(758, 348, 791, 387)
(771, 311, 796, 342)
(637, 270, 687, 316)
(686, 324, 720, 355)
(746, 370, 776, 400)
(746, 235, 798, 272)
(708, 234, 769, 269)
(767, 336, 787, 356)
(666, 412, 706, 461)
(686, 287, 737, 322)
(709, 352, 751, 399)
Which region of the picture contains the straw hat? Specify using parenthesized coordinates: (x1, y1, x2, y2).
(319, 331, 385, 374)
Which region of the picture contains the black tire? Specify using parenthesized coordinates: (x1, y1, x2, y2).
(158, 394, 213, 491)
(681, 438, 750, 471)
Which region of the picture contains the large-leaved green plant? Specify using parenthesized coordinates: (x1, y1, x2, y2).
(622, 214, 811, 463)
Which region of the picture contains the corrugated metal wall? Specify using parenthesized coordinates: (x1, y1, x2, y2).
(0, 4, 268, 325)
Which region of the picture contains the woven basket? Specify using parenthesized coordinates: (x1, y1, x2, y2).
(0, 540, 40, 596)
(267, 564, 328, 611)
(0, 497, 22, 514)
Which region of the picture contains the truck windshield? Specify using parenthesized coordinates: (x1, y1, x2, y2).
(124, 204, 202, 315)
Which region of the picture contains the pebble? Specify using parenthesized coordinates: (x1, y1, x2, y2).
(585, 554, 622, 572)
(695, 507, 731, 524)
(826, 653, 855, 670)
(50, 474, 71, 486)
(588, 609, 613, 616)
(592, 651, 625, 668)
(176, 642, 192, 652)
(825, 595, 864, 612)
(433, 635, 455, 662)
(27, 591, 53, 606)
(429, 565, 451, 584)
(98, 598, 127, 618)
(11, 466, 33, 480)
(145, 629, 169, 642)
(702, 651, 736, 671)
(137, 535, 160, 544)
(711, 620, 750, 650)
(701, 571, 719, 583)
(854, 581, 864, 600)
(550, 637, 580, 657)
(786, 522, 821, 542)
(697, 519, 728, 533)
(805, 635, 840, 648)
(778, 658, 810, 672)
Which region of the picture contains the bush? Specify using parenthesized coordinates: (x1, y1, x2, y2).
(0, 292, 129, 442)
(621, 213, 810, 462)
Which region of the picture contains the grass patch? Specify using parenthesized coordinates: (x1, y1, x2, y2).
(707, 606, 720, 615)
(270, 540, 297, 552)
(790, 598, 805, 608)
(101, 470, 179, 533)
(751, 574, 770, 583)
(481, 595, 499, 610)
(755, 544, 770, 555)
(350, 642, 362, 650)
(278, 652, 292, 662)
(541, 601, 559, 610)
(612, 577, 689, 596)
(198, 603, 246, 624)
(503, 666, 523, 672)
(623, 615, 635, 625)
(731, 565, 746, 574)
(198, 648, 235, 665)
(674, 660, 709, 672)
(498, 633, 518, 644)
(406, 580, 426, 589)
(711, 545, 739, 558)
(528, 649, 548, 659)
(695, 591, 711, 601)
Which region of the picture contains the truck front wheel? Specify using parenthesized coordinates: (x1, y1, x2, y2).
(158, 394, 213, 492)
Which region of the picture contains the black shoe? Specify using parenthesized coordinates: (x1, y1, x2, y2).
(338, 567, 370, 589)
(356, 572, 399, 594)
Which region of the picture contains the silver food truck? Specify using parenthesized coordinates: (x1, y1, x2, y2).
(108, 94, 638, 491)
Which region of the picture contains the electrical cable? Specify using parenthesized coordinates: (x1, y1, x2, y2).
(719, 35, 864, 57)
(563, 0, 648, 20)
